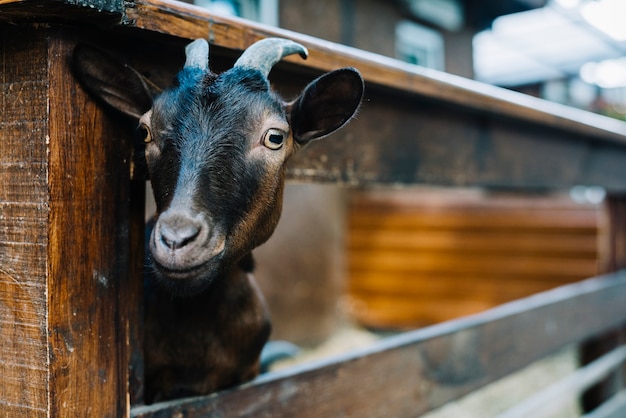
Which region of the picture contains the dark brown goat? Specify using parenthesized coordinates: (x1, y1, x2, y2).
(73, 38, 363, 402)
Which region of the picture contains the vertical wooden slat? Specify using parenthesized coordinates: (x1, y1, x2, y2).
(0, 27, 50, 418)
(581, 195, 626, 412)
(46, 28, 134, 416)
(599, 196, 626, 273)
(1, 25, 138, 416)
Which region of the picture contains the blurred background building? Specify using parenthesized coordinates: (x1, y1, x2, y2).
(188, 0, 626, 119)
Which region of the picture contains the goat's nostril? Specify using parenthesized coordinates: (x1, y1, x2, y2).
(159, 220, 202, 251)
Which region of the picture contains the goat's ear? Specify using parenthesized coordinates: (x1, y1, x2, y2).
(289, 68, 363, 145)
(72, 44, 159, 120)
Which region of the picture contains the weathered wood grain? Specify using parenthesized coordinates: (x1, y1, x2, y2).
(0, 28, 51, 418)
(131, 272, 626, 418)
(122, 0, 626, 142)
(1, 1, 626, 416)
(3, 1, 626, 189)
(1, 26, 139, 416)
(4, 0, 625, 149)
(46, 28, 135, 417)
(346, 191, 599, 327)
(0, 0, 123, 20)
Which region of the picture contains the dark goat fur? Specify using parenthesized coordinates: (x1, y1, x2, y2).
(72, 38, 363, 402)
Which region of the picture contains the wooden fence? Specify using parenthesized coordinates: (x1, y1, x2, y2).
(2, 0, 626, 416)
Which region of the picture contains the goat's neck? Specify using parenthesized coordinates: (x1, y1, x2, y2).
(144, 251, 271, 400)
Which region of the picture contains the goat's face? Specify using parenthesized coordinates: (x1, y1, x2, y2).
(143, 66, 296, 291)
(73, 39, 363, 295)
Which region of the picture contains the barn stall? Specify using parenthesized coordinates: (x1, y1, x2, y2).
(2, 0, 626, 416)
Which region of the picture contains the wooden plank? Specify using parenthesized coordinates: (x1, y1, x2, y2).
(122, 0, 626, 143)
(0, 27, 50, 418)
(46, 27, 135, 417)
(1, 25, 141, 416)
(121, 0, 626, 189)
(497, 345, 626, 418)
(349, 210, 599, 231)
(347, 297, 517, 329)
(0, 0, 123, 16)
(131, 272, 626, 418)
(348, 274, 594, 300)
(0, 0, 121, 8)
(349, 252, 597, 278)
(349, 230, 598, 255)
(3, 2, 626, 189)
(128, 178, 147, 405)
(347, 189, 600, 327)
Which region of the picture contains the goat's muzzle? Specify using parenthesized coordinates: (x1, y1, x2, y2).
(150, 208, 226, 282)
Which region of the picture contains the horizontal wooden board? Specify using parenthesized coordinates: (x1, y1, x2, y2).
(3, 1, 626, 188)
(346, 297, 512, 328)
(349, 230, 598, 255)
(349, 210, 598, 231)
(349, 251, 598, 277)
(4, 2, 625, 147)
(347, 273, 592, 299)
(347, 190, 600, 327)
(131, 272, 626, 418)
(120, 0, 626, 143)
(119, 1, 626, 189)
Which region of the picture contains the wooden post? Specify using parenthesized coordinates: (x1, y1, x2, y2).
(0, 26, 139, 416)
(580, 194, 626, 412)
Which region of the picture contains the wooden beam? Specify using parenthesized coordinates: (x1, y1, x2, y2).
(123, 1, 626, 141)
(3, 0, 626, 188)
(131, 272, 626, 418)
(124, 0, 626, 143)
(0, 25, 138, 416)
(0, 0, 123, 21)
(0, 26, 50, 418)
(122, 1, 626, 188)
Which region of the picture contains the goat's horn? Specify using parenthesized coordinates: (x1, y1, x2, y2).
(185, 39, 209, 70)
(234, 38, 308, 77)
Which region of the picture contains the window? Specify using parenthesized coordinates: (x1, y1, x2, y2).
(194, 0, 279, 26)
(395, 21, 445, 70)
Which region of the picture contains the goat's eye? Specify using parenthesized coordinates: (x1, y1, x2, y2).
(262, 129, 285, 150)
(138, 124, 152, 144)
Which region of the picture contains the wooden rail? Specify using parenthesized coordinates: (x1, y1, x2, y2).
(130, 272, 626, 417)
(2, 1, 626, 417)
(3, 0, 626, 189)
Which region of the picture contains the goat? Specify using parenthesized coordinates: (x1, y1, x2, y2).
(72, 38, 363, 402)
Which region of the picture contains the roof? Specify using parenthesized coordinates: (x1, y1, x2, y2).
(474, 0, 626, 87)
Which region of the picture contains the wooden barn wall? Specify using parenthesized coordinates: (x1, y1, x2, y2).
(347, 189, 601, 329)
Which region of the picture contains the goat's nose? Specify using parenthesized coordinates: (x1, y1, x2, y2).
(158, 212, 203, 251)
